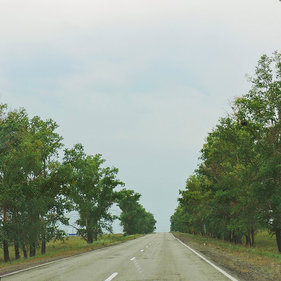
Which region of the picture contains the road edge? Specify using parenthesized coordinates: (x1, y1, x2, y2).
(0, 235, 146, 279)
(171, 233, 239, 281)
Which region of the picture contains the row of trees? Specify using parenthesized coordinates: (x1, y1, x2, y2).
(117, 189, 156, 235)
(0, 104, 156, 262)
(170, 52, 281, 253)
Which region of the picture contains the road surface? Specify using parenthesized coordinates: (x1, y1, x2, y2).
(1, 233, 236, 281)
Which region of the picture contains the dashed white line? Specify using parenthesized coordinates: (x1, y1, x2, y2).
(104, 272, 118, 281)
(172, 234, 238, 281)
(140, 249, 144, 252)
(135, 262, 142, 273)
(131, 257, 143, 274)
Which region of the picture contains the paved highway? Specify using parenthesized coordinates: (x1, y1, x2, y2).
(2, 233, 237, 281)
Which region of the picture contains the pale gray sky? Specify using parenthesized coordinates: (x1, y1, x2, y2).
(1, 0, 280, 232)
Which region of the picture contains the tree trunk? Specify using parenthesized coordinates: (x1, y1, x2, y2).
(234, 234, 242, 244)
(41, 237, 46, 254)
(3, 240, 10, 262)
(233, 234, 236, 244)
(22, 244, 28, 258)
(251, 226, 255, 247)
(245, 234, 251, 246)
(14, 241, 20, 259)
(93, 231, 98, 241)
(29, 242, 36, 257)
(275, 228, 281, 253)
(3, 207, 10, 262)
(87, 229, 93, 244)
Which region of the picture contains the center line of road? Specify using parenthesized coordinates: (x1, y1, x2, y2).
(104, 272, 118, 281)
(131, 257, 143, 274)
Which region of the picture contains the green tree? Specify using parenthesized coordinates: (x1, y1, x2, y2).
(117, 189, 156, 235)
(0, 105, 30, 261)
(171, 52, 281, 253)
(200, 117, 259, 244)
(172, 117, 259, 245)
(28, 116, 67, 255)
(0, 105, 70, 260)
(234, 51, 281, 252)
(170, 205, 190, 233)
(63, 144, 123, 243)
(117, 189, 141, 235)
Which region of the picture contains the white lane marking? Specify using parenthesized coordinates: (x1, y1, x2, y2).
(130, 256, 142, 274)
(104, 272, 118, 281)
(172, 234, 238, 281)
(135, 264, 142, 273)
(132, 258, 142, 274)
(140, 249, 144, 252)
(0, 236, 148, 279)
(0, 258, 71, 278)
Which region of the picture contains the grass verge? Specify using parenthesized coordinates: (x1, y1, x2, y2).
(0, 234, 143, 276)
(173, 231, 281, 281)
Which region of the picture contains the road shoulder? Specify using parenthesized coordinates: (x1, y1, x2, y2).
(173, 232, 281, 281)
(0, 235, 143, 277)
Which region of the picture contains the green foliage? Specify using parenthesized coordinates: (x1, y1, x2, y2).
(117, 189, 156, 235)
(0, 106, 69, 260)
(171, 51, 281, 253)
(0, 103, 156, 263)
(0, 234, 143, 266)
(63, 144, 124, 243)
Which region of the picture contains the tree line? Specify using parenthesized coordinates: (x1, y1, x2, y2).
(0, 104, 156, 262)
(170, 52, 281, 253)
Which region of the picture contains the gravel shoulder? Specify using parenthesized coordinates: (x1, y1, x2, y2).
(173, 232, 281, 281)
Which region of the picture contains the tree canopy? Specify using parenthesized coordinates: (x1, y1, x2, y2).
(117, 189, 156, 235)
(0, 104, 156, 262)
(171, 51, 281, 253)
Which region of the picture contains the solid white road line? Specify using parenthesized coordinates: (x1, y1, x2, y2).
(130, 257, 136, 261)
(172, 234, 239, 281)
(104, 272, 118, 281)
(0, 257, 71, 278)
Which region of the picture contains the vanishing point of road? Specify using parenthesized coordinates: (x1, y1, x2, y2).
(1, 233, 238, 281)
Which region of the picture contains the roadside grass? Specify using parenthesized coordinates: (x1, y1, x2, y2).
(174, 231, 281, 260)
(0, 234, 142, 272)
(173, 231, 281, 281)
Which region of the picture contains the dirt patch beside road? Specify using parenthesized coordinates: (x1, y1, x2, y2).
(173, 232, 281, 281)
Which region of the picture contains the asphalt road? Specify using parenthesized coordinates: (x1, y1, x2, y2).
(2, 233, 236, 281)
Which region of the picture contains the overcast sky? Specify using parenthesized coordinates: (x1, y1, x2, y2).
(0, 0, 280, 232)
